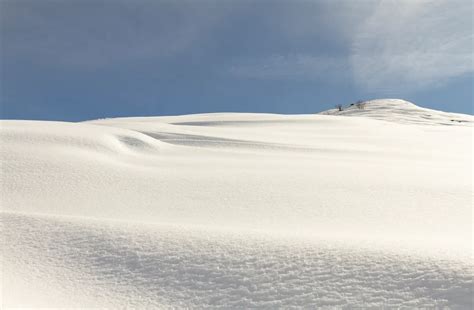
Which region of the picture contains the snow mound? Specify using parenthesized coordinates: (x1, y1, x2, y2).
(1, 101, 472, 308)
(320, 99, 473, 126)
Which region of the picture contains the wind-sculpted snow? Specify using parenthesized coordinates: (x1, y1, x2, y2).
(1, 99, 472, 308)
(2, 212, 472, 309)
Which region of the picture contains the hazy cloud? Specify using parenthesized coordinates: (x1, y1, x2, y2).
(351, 0, 473, 92)
(225, 0, 473, 93)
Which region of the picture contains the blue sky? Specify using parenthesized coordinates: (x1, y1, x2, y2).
(1, 0, 472, 121)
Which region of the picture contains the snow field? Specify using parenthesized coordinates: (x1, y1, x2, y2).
(1, 99, 472, 308)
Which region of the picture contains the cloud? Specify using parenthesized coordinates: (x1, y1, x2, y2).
(227, 0, 473, 93)
(351, 0, 473, 92)
(2, 0, 471, 94)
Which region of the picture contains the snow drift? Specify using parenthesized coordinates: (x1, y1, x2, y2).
(1, 99, 472, 308)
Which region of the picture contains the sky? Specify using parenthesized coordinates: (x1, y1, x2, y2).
(1, 0, 473, 121)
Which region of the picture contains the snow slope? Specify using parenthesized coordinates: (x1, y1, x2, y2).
(1, 99, 472, 308)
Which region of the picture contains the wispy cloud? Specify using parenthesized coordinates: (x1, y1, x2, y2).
(351, 0, 473, 92)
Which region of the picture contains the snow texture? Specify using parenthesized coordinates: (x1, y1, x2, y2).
(1, 99, 473, 308)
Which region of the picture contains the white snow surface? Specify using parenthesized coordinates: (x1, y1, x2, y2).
(1, 99, 473, 308)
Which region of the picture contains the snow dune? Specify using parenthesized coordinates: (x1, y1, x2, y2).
(1, 99, 472, 308)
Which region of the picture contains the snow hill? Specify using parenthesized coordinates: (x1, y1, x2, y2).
(320, 99, 473, 126)
(1, 99, 472, 308)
